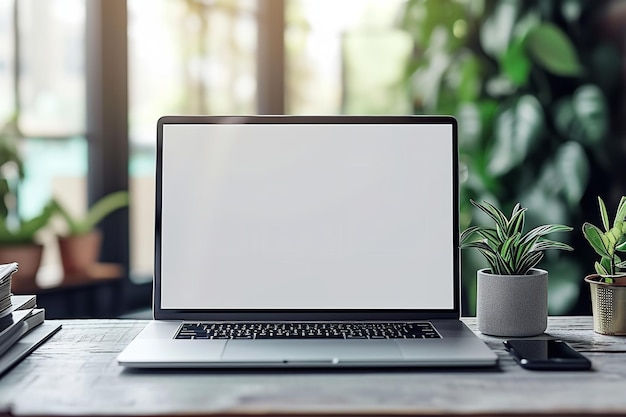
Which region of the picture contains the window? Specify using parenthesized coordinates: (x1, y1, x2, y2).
(285, 0, 409, 114)
(128, 0, 258, 278)
(0, 0, 87, 285)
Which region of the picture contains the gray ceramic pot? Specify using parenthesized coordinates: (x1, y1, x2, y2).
(477, 268, 548, 337)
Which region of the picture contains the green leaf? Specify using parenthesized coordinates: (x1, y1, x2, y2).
(477, 248, 499, 273)
(488, 95, 544, 176)
(516, 251, 544, 275)
(500, 235, 517, 262)
(77, 191, 129, 235)
(507, 204, 526, 236)
(501, 36, 531, 86)
(494, 252, 513, 275)
(615, 196, 626, 226)
(0, 202, 54, 245)
(598, 196, 610, 232)
(532, 239, 574, 252)
(594, 261, 608, 277)
(582, 222, 611, 258)
(521, 224, 573, 243)
(458, 53, 481, 102)
(561, 0, 583, 22)
(476, 228, 501, 246)
(553, 85, 608, 145)
(470, 199, 509, 232)
(554, 142, 589, 207)
(525, 23, 583, 76)
(460, 226, 481, 245)
(599, 257, 612, 276)
(479, 0, 519, 58)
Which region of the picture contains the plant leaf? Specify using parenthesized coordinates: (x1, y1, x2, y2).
(525, 23, 583, 76)
(507, 204, 526, 236)
(516, 251, 544, 275)
(582, 222, 611, 258)
(553, 86, 608, 146)
(500, 235, 517, 262)
(595, 261, 609, 276)
(476, 228, 501, 246)
(501, 36, 531, 86)
(615, 196, 626, 226)
(470, 199, 508, 232)
(600, 256, 613, 275)
(460, 226, 481, 245)
(532, 239, 574, 252)
(479, 0, 519, 58)
(521, 224, 573, 243)
(78, 191, 129, 235)
(477, 248, 499, 274)
(598, 196, 610, 232)
(554, 141, 589, 207)
(488, 95, 544, 176)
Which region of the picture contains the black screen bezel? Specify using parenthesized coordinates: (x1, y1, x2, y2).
(153, 115, 460, 321)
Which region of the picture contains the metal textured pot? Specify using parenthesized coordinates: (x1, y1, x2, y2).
(585, 274, 626, 336)
(477, 268, 548, 337)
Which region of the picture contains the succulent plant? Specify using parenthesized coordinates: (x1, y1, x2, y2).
(582, 196, 626, 283)
(461, 200, 573, 275)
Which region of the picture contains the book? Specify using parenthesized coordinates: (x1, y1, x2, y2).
(0, 310, 34, 356)
(0, 263, 49, 364)
(0, 309, 45, 357)
(0, 295, 37, 319)
(0, 263, 19, 317)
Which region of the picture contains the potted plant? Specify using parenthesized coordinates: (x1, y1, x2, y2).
(582, 196, 626, 335)
(0, 115, 55, 291)
(0, 203, 55, 292)
(461, 200, 573, 337)
(54, 191, 129, 276)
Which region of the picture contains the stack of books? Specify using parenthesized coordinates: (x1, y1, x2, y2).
(0, 263, 46, 357)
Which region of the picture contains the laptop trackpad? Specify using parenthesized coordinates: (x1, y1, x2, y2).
(222, 340, 402, 364)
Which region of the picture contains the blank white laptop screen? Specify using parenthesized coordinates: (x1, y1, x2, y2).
(160, 123, 454, 310)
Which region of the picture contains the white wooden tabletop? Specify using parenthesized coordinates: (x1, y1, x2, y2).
(0, 317, 625, 416)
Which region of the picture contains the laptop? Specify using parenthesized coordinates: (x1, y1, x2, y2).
(117, 115, 497, 368)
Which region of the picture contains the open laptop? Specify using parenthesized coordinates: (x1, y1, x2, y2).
(117, 115, 497, 368)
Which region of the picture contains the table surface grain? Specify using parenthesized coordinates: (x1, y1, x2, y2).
(1, 317, 625, 416)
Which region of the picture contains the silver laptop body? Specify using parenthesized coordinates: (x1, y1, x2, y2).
(118, 115, 497, 368)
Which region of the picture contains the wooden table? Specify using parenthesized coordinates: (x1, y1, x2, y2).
(0, 317, 625, 416)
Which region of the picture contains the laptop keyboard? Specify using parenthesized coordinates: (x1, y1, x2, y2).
(175, 322, 441, 340)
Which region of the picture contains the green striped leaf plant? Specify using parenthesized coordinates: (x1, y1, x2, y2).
(582, 196, 626, 283)
(461, 200, 573, 275)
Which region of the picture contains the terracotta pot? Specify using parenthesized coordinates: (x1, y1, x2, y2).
(58, 230, 102, 276)
(585, 274, 626, 336)
(0, 243, 44, 293)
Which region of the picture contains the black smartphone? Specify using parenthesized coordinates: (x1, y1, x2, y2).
(503, 339, 591, 370)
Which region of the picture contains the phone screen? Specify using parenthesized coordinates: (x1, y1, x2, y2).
(504, 339, 591, 370)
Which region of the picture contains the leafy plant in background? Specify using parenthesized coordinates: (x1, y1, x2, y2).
(401, 0, 621, 314)
(582, 196, 626, 283)
(0, 116, 56, 246)
(461, 200, 573, 275)
(0, 115, 25, 219)
(54, 191, 129, 236)
(0, 202, 55, 246)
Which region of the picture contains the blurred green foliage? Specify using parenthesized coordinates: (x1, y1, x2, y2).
(400, 0, 621, 314)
